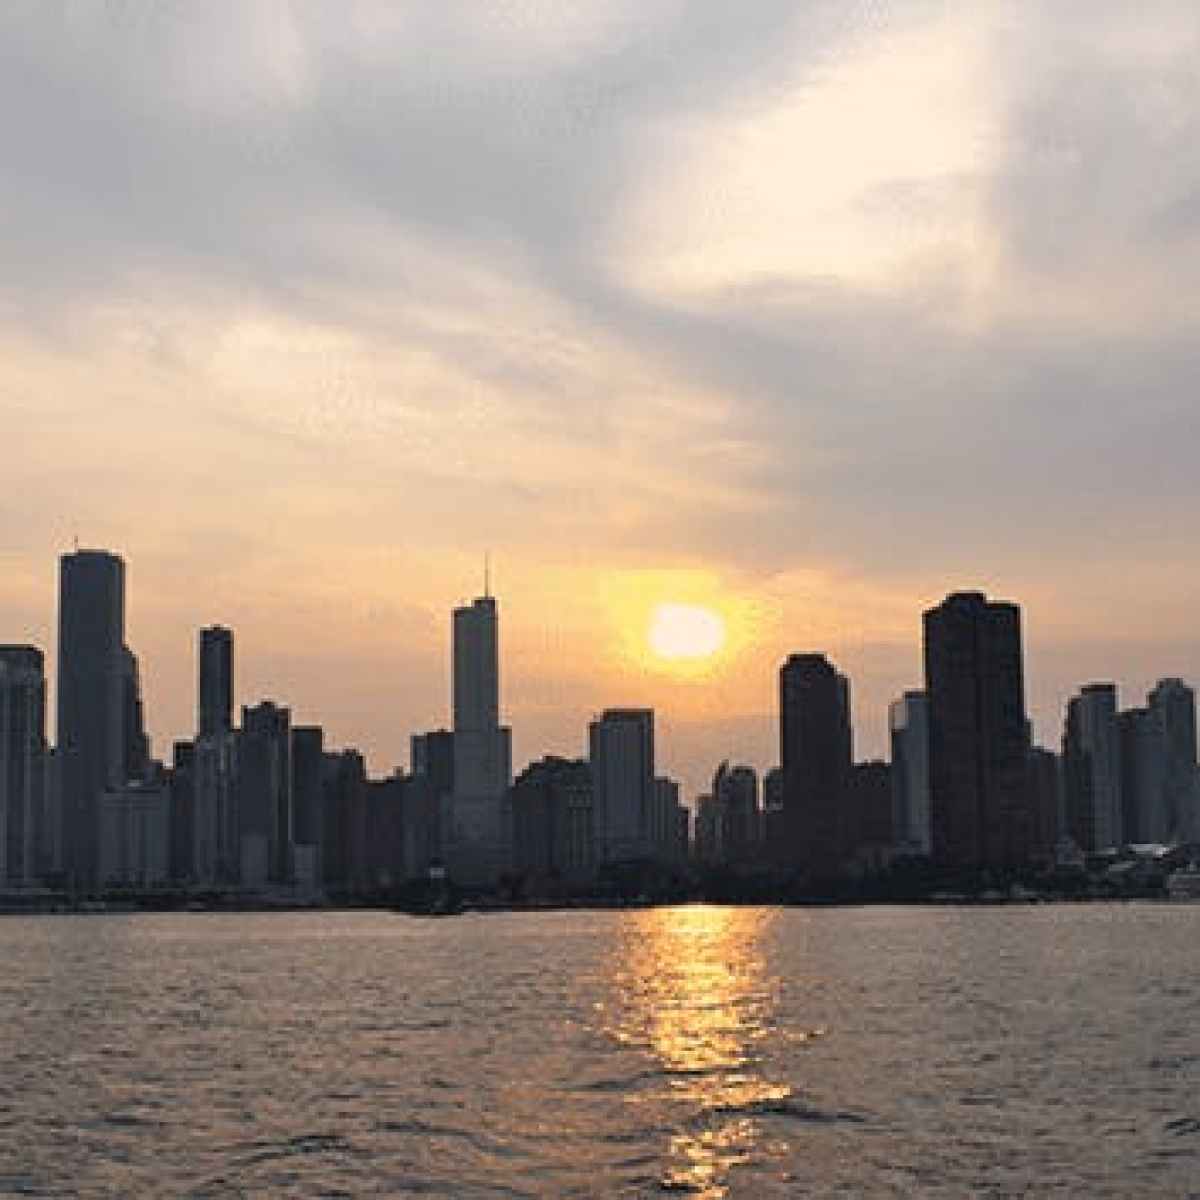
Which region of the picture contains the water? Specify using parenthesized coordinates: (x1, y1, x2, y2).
(1, 904, 1197, 1198)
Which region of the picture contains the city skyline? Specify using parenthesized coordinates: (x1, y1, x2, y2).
(7, 542, 1200, 803)
(6, 5, 1200, 804)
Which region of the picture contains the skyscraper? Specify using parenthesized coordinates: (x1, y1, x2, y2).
(452, 595, 511, 799)
(239, 701, 292, 885)
(1118, 707, 1167, 844)
(589, 708, 654, 863)
(121, 645, 150, 783)
(889, 690, 931, 855)
(1062, 683, 1123, 852)
(1147, 678, 1197, 841)
(923, 591, 1029, 871)
(778, 653, 853, 876)
(198, 626, 234, 739)
(0, 646, 47, 887)
(57, 549, 126, 888)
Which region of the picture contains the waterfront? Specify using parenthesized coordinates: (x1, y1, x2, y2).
(1, 904, 1197, 1197)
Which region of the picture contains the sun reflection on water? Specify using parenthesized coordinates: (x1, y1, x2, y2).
(599, 906, 791, 1198)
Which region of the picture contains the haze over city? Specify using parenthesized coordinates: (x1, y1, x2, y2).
(6, 2, 1200, 799)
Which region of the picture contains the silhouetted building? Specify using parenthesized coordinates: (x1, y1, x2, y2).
(654, 775, 687, 863)
(779, 654, 852, 876)
(411, 729, 455, 799)
(694, 792, 721, 864)
(292, 726, 325, 891)
(1147, 678, 1198, 841)
(590, 708, 655, 863)
(447, 594, 512, 882)
(121, 646, 150, 783)
(321, 749, 366, 891)
(1026, 746, 1061, 865)
(510, 757, 594, 884)
(239, 701, 292, 885)
(924, 592, 1030, 871)
(452, 595, 512, 798)
(57, 549, 126, 889)
(198, 626, 233, 739)
(713, 763, 759, 864)
(849, 760, 893, 848)
(1118, 707, 1168, 844)
(762, 766, 785, 848)
(193, 730, 238, 885)
(0, 647, 46, 887)
(889, 690, 930, 855)
(99, 782, 170, 886)
(169, 740, 195, 882)
(1063, 683, 1123, 852)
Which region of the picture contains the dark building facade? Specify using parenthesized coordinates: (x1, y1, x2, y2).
(779, 653, 853, 877)
(0, 646, 47, 886)
(57, 549, 126, 888)
(198, 626, 234, 739)
(1119, 706, 1168, 844)
(1147, 678, 1197, 841)
(924, 592, 1030, 872)
(510, 756, 594, 885)
(239, 701, 292, 885)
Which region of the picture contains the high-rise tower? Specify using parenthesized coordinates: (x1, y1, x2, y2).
(57, 549, 126, 888)
(445, 590, 512, 882)
(198, 626, 234, 739)
(452, 594, 511, 799)
(1147, 678, 1197, 841)
(1062, 683, 1123, 852)
(778, 653, 853, 875)
(589, 708, 655, 863)
(923, 591, 1030, 871)
(0, 646, 47, 887)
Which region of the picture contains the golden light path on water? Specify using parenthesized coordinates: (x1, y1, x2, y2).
(598, 906, 803, 1198)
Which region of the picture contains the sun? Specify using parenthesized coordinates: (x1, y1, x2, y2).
(648, 602, 727, 662)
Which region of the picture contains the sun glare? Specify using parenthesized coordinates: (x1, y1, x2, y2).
(648, 602, 726, 661)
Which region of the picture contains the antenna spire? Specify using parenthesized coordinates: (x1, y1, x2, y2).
(484, 551, 491, 599)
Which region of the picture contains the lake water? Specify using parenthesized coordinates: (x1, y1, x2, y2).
(1, 904, 1197, 1197)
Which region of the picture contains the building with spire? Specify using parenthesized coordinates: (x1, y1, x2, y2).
(445, 579, 512, 882)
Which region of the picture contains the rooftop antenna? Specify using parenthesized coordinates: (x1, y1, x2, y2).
(484, 551, 491, 599)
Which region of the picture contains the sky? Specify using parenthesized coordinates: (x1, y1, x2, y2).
(4, 1, 1200, 800)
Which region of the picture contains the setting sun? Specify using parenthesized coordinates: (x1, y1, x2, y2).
(648, 603, 727, 661)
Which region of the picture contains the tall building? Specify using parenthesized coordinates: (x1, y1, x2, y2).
(654, 775, 688, 863)
(510, 756, 595, 884)
(1062, 683, 1123, 853)
(1026, 746, 1061, 865)
(889, 691, 930, 853)
(1118, 707, 1168, 844)
(198, 626, 234, 739)
(57, 549, 126, 888)
(239, 701, 292, 885)
(924, 592, 1030, 871)
(121, 646, 150, 783)
(1147, 678, 1198, 841)
(779, 653, 852, 876)
(291, 725, 324, 890)
(193, 731, 238, 885)
(712, 762, 760, 864)
(446, 594, 512, 882)
(0, 647, 47, 887)
(452, 595, 511, 799)
(589, 708, 654, 863)
(889, 691, 931, 855)
(411, 729, 455, 800)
